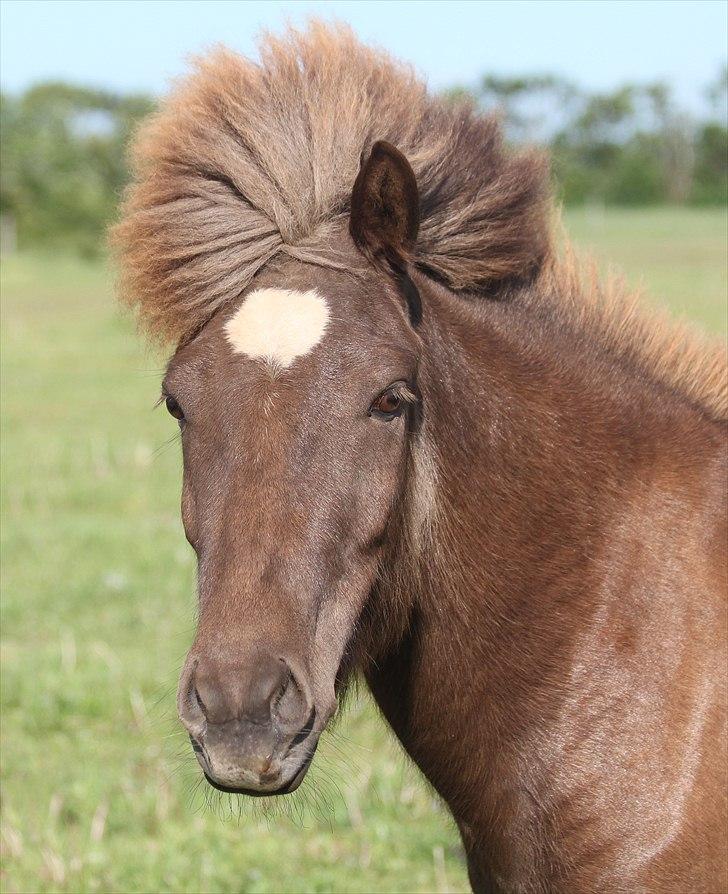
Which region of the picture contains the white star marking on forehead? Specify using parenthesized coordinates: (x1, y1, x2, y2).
(223, 288, 330, 369)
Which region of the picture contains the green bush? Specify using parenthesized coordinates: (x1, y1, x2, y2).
(0, 84, 153, 255)
(693, 122, 728, 205)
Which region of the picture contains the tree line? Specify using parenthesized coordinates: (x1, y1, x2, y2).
(1, 70, 726, 254)
(466, 68, 727, 207)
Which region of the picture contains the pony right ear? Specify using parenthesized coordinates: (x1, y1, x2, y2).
(350, 141, 422, 324)
(350, 141, 419, 264)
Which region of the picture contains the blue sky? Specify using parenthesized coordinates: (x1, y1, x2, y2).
(1, 0, 726, 110)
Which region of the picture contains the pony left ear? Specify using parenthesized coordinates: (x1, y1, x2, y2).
(350, 141, 422, 325)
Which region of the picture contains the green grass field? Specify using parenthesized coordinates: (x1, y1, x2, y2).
(1, 208, 726, 894)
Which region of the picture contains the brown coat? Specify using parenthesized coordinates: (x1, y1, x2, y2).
(113, 23, 728, 893)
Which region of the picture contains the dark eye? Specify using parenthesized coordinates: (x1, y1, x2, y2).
(165, 395, 185, 421)
(369, 386, 406, 420)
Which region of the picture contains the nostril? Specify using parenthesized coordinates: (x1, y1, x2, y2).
(272, 660, 314, 732)
(179, 652, 314, 734)
(190, 683, 208, 717)
(177, 659, 207, 737)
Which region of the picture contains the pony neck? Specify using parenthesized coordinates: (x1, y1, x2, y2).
(366, 273, 718, 886)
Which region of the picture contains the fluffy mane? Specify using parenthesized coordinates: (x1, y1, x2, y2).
(535, 244, 727, 419)
(113, 21, 727, 419)
(112, 21, 549, 342)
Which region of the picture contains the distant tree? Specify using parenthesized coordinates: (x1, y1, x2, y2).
(692, 66, 728, 205)
(478, 74, 578, 143)
(693, 123, 728, 205)
(642, 83, 694, 203)
(706, 64, 728, 116)
(0, 83, 153, 254)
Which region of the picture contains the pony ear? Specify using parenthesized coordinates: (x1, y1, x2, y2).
(350, 141, 419, 261)
(350, 141, 421, 323)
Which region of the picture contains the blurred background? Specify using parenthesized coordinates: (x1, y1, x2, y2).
(1, 2, 726, 892)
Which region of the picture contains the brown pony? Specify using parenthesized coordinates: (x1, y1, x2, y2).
(113, 24, 728, 894)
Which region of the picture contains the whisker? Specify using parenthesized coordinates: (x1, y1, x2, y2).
(153, 432, 180, 460)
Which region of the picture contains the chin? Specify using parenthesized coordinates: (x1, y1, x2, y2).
(201, 745, 317, 797)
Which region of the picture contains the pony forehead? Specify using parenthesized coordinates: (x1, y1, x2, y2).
(223, 288, 330, 369)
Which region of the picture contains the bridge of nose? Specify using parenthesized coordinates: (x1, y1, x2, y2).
(193, 652, 288, 725)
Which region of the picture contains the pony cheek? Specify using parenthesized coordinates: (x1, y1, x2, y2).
(309, 560, 381, 712)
